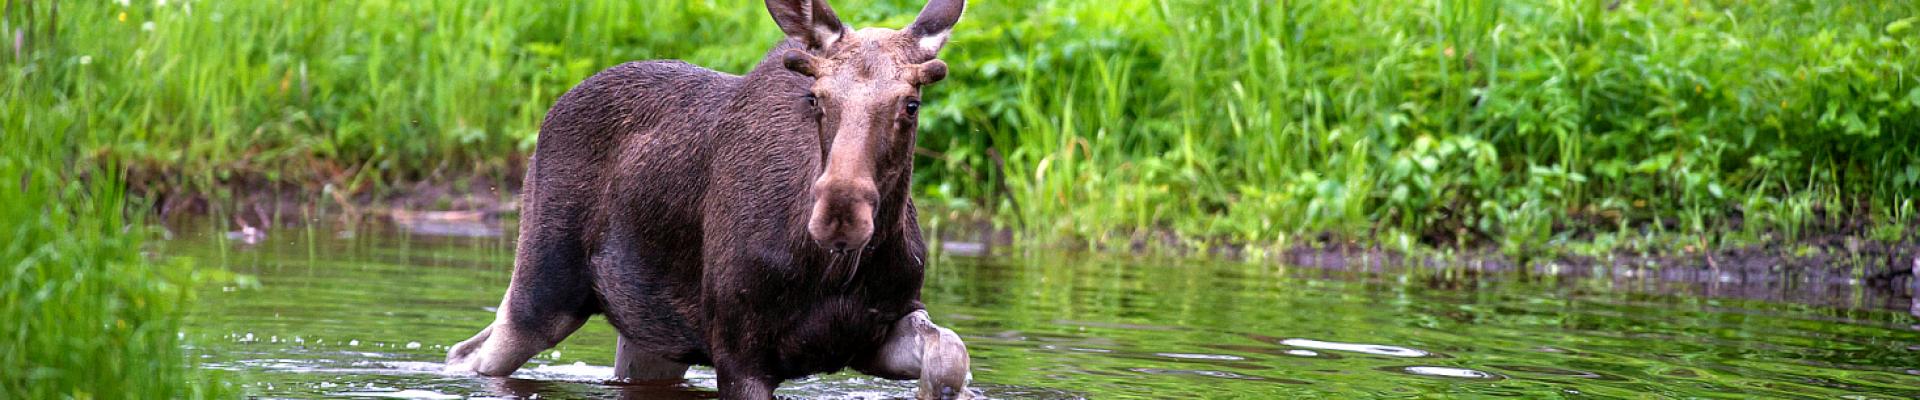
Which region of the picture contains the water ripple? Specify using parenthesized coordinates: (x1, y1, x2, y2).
(1380, 366, 1504, 380)
(333, 389, 463, 399)
(1488, 364, 1627, 381)
(1154, 352, 1246, 361)
(1280, 339, 1432, 358)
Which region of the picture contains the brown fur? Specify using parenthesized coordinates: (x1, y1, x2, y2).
(446, 0, 970, 399)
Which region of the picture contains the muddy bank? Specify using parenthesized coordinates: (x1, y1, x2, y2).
(1265, 244, 1918, 312)
(919, 216, 1918, 313)
(927, 218, 1916, 287)
(143, 176, 520, 229)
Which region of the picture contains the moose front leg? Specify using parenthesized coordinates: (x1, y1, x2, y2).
(713, 363, 778, 400)
(856, 310, 973, 400)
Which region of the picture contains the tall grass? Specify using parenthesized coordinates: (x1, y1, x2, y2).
(14, 0, 1919, 254)
(2, 24, 229, 400)
(937, 0, 1920, 253)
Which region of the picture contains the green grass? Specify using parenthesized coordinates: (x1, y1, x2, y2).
(952, 0, 1920, 255)
(11, 0, 1920, 256)
(1, 21, 232, 398)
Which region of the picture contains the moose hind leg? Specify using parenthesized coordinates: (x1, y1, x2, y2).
(614, 335, 689, 381)
(448, 238, 593, 377)
(446, 283, 591, 376)
(855, 310, 973, 400)
(447, 210, 600, 377)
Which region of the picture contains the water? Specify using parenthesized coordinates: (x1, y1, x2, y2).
(168, 220, 1920, 399)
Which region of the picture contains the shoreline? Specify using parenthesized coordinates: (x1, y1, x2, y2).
(150, 183, 1918, 314)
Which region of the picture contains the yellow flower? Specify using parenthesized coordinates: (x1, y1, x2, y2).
(119, 12, 127, 22)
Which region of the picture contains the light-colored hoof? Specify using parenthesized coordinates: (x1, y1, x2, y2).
(916, 325, 973, 400)
(442, 325, 522, 377)
(444, 328, 489, 374)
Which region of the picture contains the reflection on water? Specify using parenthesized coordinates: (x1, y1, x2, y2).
(167, 220, 1920, 399)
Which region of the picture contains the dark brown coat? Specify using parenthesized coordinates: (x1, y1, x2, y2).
(526, 42, 930, 378)
(446, 0, 971, 399)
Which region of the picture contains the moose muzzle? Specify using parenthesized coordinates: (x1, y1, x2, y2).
(808, 176, 877, 252)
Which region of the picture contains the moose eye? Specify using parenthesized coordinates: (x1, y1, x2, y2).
(904, 100, 921, 114)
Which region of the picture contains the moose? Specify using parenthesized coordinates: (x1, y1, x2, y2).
(442, 0, 973, 399)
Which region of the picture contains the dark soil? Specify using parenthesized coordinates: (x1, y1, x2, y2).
(925, 212, 1918, 313)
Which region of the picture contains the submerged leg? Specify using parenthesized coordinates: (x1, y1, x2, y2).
(855, 310, 973, 400)
(447, 201, 597, 377)
(446, 291, 589, 376)
(714, 366, 777, 400)
(614, 335, 690, 381)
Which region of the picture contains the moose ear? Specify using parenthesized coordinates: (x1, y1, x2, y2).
(907, 0, 966, 54)
(767, 0, 848, 50)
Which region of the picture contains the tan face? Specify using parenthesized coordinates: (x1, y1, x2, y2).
(794, 29, 948, 252)
(766, 0, 962, 252)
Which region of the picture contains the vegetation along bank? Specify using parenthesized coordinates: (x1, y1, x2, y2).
(9, 0, 1919, 259)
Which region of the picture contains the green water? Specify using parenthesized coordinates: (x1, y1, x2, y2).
(169, 221, 1920, 399)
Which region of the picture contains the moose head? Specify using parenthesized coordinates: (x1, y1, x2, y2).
(767, 0, 964, 254)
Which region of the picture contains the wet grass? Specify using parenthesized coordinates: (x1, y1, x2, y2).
(10, 0, 1920, 256)
(1, 44, 233, 398)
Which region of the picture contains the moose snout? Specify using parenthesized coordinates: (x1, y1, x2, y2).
(808, 178, 877, 252)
